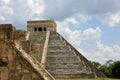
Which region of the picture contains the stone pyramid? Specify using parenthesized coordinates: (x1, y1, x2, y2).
(0, 20, 105, 80)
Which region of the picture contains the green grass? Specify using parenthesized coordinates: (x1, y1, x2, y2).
(56, 78, 120, 80)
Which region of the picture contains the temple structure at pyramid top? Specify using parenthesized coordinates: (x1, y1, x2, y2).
(27, 20, 57, 32)
(0, 20, 106, 80)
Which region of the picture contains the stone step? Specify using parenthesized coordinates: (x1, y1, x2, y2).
(48, 50, 72, 53)
(50, 31, 58, 35)
(46, 63, 84, 69)
(48, 46, 70, 50)
(30, 33, 46, 35)
(50, 35, 61, 39)
(47, 51, 75, 57)
(29, 36, 46, 41)
(48, 50, 72, 52)
(30, 40, 45, 43)
(49, 42, 66, 46)
(51, 73, 95, 78)
(46, 60, 81, 64)
(30, 37, 46, 41)
(49, 40, 65, 44)
(50, 37, 59, 40)
(30, 37, 46, 44)
(49, 34, 59, 37)
(47, 66, 91, 73)
(31, 31, 47, 33)
(49, 37, 63, 40)
(48, 69, 92, 75)
(29, 32, 46, 42)
(30, 35, 46, 38)
(49, 43, 66, 47)
(47, 56, 79, 60)
(46, 57, 80, 63)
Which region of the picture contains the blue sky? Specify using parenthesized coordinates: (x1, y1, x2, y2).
(0, 0, 120, 64)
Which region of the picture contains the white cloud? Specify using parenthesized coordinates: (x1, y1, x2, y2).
(0, 6, 14, 15)
(0, 0, 13, 21)
(2, 0, 10, 4)
(0, 0, 45, 28)
(109, 13, 120, 26)
(0, 0, 120, 64)
(57, 19, 120, 64)
(26, 0, 44, 18)
(0, 15, 5, 21)
(66, 17, 79, 25)
(80, 28, 120, 64)
(82, 27, 101, 41)
(97, 12, 120, 27)
(43, 0, 120, 27)
(0, 3, 14, 22)
(1, 0, 120, 27)
(65, 14, 91, 26)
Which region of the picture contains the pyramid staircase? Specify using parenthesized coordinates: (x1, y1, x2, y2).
(28, 31, 105, 79)
(29, 32, 47, 63)
(45, 31, 97, 78)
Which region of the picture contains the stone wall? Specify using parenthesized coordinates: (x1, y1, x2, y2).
(14, 30, 29, 41)
(0, 42, 44, 80)
(0, 24, 15, 42)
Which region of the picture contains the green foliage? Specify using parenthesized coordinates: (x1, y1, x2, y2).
(112, 61, 120, 78)
(105, 60, 113, 67)
(92, 60, 120, 78)
(99, 65, 113, 78)
(92, 61, 102, 69)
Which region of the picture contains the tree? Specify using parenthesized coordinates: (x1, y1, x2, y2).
(92, 60, 120, 78)
(112, 61, 120, 78)
(105, 60, 113, 67)
(92, 60, 115, 78)
(92, 61, 102, 69)
(99, 65, 113, 78)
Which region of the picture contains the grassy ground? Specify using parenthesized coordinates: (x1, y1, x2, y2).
(56, 78, 120, 80)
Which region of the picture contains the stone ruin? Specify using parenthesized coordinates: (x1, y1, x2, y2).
(0, 20, 106, 80)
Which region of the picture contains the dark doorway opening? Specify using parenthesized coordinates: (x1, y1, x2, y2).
(44, 27, 46, 31)
(38, 27, 42, 31)
(34, 27, 37, 31)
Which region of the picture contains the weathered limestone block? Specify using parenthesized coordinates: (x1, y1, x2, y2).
(0, 33, 4, 40)
(14, 30, 29, 41)
(18, 41, 31, 53)
(7, 51, 14, 61)
(0, 67, 9, 80)
(8, 61, 15, 70)
(16, 63, 22, 70)
(21, 73, 32, 80)
(31, 44, 41, 52)
(0, 24, 15, 41)
(0, 52, 8, 58)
